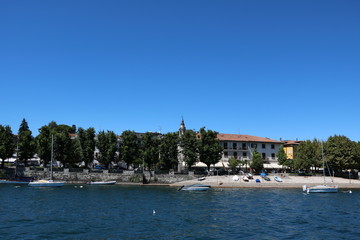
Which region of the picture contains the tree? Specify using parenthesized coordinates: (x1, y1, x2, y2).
(250, 148, 263, 173)
(294, 140, 315, 172)
(120, 130, 140, 169)
(276, 145, 287, 166)
(180, 129, 198, 170)
(96, 130, 118, 169)
(141, 132, 160, 169)
(17, 119, 36, 166)
(198, 127, 223, 171)
(78, 127, 96, 168)
(36, 124, 53, 167)
(0, 125, 15, 168)
(159, 132, 178, 170)
(325, 135, 357, 172)
(228, 156, 240, 173)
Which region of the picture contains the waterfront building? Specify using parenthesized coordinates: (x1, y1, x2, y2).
(282, 140, 301, 160)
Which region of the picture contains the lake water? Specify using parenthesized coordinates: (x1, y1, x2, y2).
(0, 184, 359, 240)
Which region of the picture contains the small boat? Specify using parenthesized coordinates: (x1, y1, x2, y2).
(198, 177, 206, 181)
(274, 176, 283, 182)
(87, 181, 116, 185)
(243, 176, 249, 182)
(263, 176, 271, 181)
(255, 179, 261, 183)
(232, 175, 239, 181)
(29, 179, 65, 187)
(303, 184, 338, 193)
(178, 184, 211, 191)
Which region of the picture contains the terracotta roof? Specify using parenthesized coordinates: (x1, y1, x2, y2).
(282, 140, 301, 145)
(217, 133, 281, 143)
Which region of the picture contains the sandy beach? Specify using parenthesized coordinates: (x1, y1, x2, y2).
(170, 174, 360, 189)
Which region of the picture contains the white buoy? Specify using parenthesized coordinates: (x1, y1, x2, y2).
(153, 210, 156, 215)
(349, 190, 352, 194)
(80, 186, 83, 188)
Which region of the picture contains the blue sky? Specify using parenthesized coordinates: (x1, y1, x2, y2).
(1, 0, 359, 141)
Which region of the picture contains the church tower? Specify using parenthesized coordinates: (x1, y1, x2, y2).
(179, 117, 186, 136)
(177, 117, 186, 172)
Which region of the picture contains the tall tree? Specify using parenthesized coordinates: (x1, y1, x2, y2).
(120, 130, 140, 169)
(276, 145, 287, 166)
(180, 129, 198, 170)
(198, 127, 223, 171)
(228, 156, 240, 173)
(0, 125, 16, 168)
(250, 147, 263, 172)
(96, 130, 118, 169)
(294, 140, 314, 171)
(36, 125, 53, 167)
(17, 119, 36, 166)
(78, 127, 96, 168)
(159, 132, 178, 170)
(325, 135, 357, 172)
(141, 132, 160, 170)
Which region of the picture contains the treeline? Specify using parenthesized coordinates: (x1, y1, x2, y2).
(277, 136, 360, 173)
(0, 119, 223, 170)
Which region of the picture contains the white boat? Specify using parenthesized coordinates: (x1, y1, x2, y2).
(87, 181, 116, 185)
(178, 184, 211, 191)
(29, 135, 65, 187)
(274, 176, 283, 182)
(242, 176, 249, 182)
(302, 143, 338, 193)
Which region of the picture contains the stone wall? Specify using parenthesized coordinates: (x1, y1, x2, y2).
(22, 168, 196, 184)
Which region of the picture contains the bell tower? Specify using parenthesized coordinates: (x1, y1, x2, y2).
(179, 117, 186, 136)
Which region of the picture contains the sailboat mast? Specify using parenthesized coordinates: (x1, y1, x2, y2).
(51, 134, 54, 180)
(322, 142, 325, 185)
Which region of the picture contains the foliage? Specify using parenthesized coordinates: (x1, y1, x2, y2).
(17, 119, 36, 166)
(159, 132, 178, 170)
(325, 135, 358, 172)
(36, 124, 54, 166)
(96, 130, 118, 169)
(120, 130, 140, 169)
(276, 145, 287, 165)
(141, 132, 160, 169)
(78, 127, 96, 168)
(249, 147, 263, 172)
(0, 125, 15, 168)
(198, 127, 223, 171)
(180, 129, 198, 170)
(294, 140, 316, 171)
(228, 156, 240, 172)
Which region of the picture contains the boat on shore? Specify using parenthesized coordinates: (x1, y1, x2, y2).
(178, 184, 211, 191)
(274, 176, 283, 182)
(87, 181, 116, 185)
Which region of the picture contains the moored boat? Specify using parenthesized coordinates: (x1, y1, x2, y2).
(274, 176, 283, 182)
(87, 181, 116, 185)
(303, 184, 338, 193)
(28, 179, 65, 187)
(178, 184, 211, 191)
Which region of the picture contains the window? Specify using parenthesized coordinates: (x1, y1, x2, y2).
(233, 143, 237, 149)
(243, 152, 247, 157)
(251, 143, 257, 148)
(262, 144, 266, 149)
(271, 144, 275, 149)
(242, 143, 247, 150)
(262, 153, 266, 159)
(234, 152, 238, 157)
(224, 143, 228, 149)
(224, 152, 228, 157)
(271, 153, 275, 159)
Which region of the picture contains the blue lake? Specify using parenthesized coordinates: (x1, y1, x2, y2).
(0, 184, 359, 240)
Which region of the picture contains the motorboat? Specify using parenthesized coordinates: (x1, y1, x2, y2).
(178, 184, 211, 191)
(243, 176, 249, 182)
(87, 181, 116, 185)
(274, 176, 283, 182)
(303, 184, 338, 193)
(29, 179, 65, 187)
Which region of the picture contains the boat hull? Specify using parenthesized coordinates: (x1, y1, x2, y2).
(179, 184, 211, 191)
(87, 181, 116, 185)
(28, 181, 65, 187)
(303, 185, 338, 193)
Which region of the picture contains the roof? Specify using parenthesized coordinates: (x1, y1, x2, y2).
(217, 133, 281, 143)
(282, 140, 302, 145)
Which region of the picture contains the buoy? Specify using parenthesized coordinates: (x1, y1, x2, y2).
(80, 186, 83, 188)
(74, 186, 78, 188)
(153, 210, 156, 215)
(349, 190, 352, 194)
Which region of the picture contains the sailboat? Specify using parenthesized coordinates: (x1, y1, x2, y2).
(29, 135, 65, 187)
(302, 143, 338, 193)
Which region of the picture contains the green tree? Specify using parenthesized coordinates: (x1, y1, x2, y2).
(17, 119, 36, 166)
(120, 130, 140, 169)
(250, 148, 263, 172)
(141, 132, 160, 170)
(78, 127, 96, 168)
(36, 124, 53, 166)
(228, 156, 240, 173)
(0, 125, 16, 168)
(325, 135, 357, 172)
(180, 129, 198, 170)
(276, 145, 287, 166)
(159, 132, 178, 170)
(96, 130, 118, 169)
(294, 140, 315, 172)
(198, 127, 223, 171)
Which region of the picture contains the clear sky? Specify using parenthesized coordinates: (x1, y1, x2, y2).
(1, 0, 359, 141)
